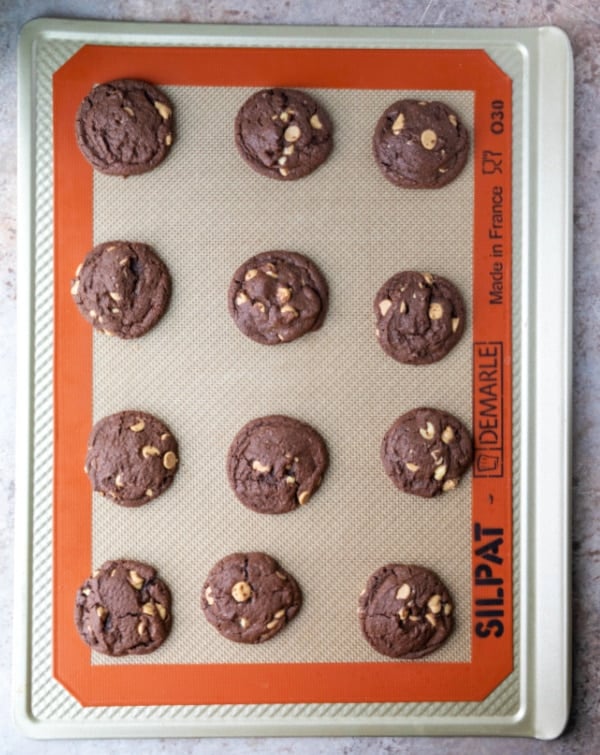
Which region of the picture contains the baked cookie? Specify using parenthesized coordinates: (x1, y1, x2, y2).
(75, 78, 174, 176)
(358, 563, 454, 659)
(373, 99, 469, 189)
(228, 251, 328, 345)
(85, 410, 179, 507)
(71, 241, 171, 339)
(201, 552, 302, 643)
(374, 271, 465, 364)
(227, 415, 328, 514)
(74, 559, 172, 656)
(235, 88, 333, 180)
(381, 407, 473, 498)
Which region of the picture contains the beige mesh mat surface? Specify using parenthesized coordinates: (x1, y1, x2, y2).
(91, 85, 474, 665)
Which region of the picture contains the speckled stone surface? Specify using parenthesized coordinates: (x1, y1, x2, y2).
(1, 1, 598, 752)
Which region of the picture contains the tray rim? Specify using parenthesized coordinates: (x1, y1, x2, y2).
(14, 18, 572, 740)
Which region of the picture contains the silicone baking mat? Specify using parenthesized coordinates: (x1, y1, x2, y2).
(51, 43, 513, 708)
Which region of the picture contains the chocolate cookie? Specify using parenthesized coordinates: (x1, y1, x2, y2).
(235, 88, 333, 180)
(201, 552, 302, 643)
(374, 271, 466, 364)
(358, 563, 454, 659)
(75, 78, 174, 176)
(74, 559, 172, 656)
(227, 415, 328, 514)
(228, 251, 328, 345)
(381, 407, 473, 498)
(373, 99, 469, 189)
(71, 241, 171, 339)
(85, 410, 179, 507)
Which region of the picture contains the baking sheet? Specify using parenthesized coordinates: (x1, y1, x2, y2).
(15, 19, 572, 739)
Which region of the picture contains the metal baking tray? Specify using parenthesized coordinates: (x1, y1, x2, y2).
(15, 19, 572, 739)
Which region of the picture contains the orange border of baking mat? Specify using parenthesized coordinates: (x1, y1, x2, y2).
(53, 45, 512, 707)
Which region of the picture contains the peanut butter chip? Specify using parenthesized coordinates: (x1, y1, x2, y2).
(231, 581, 253, 603)
(396, 583, 411, 600)
(70, 280, 80, 296)
(142, 445, 160, 458)
(266, 619, 279, 630)
(420, 129, 438, 150)
(310, 113, 323, 129)
(128, 570, 144, 589)
(244, 269, 258, 281)
(452, 317, 460, 332)
(252, 460, 272, 474)
(448, 114, 458, 127)
(434, 464, 448, 481)
(429, 302, 443, 320)
(205, 587, 215, 606)
(379, 299, 393, 316)
(297, 490, 310, 505)
(142, 602, 155, 616)
(441, 426, 455, 444)
(284, 124, 301, 142)
(276, 286, 292, 304)
(96, 606, 107, 619)
(405, 462, 420, 472)
(240, 617, 250, 628)
(419, 422, 436, 440)
(427, 594, 442, 614)
(154, 100, 172, 120)
(163, 451, 178, 470)
(280, 304, 298, 318)
(391, 112, 405, 134)
(129, 420, 145, 432)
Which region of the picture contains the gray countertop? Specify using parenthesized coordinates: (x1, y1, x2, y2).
(1, 1, 598, 752)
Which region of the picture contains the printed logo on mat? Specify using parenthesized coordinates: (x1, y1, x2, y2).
(473, 342, 504, 478)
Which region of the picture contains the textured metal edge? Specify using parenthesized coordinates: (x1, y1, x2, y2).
(528, 26, 573, 740)
(14, 16, 41, 740)
(13, 18, 570, 739)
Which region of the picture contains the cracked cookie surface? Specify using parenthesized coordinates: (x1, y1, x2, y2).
(373, 99, 469, 189)
(235, 88, 333, 180)
(85, 410, 179, 507)
(374, 270, 466, 364)
(227, 415, 328, 514)
(201, 552, 302, 643)
(358, 563, 454, 659)
(71, 241, 171, 339)
(228, 250, 328, 345)
(75, 78, 174, 176)
(381, 407, 473, 498)
(74, 559, 172, 656)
